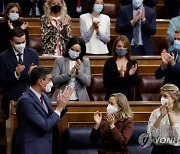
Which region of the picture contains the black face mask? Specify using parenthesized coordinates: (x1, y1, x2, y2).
(51, 5, 61, 14)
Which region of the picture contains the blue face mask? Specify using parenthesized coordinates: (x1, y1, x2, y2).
(174, 40, 180, 50)
(116, 49, 128, 56)
(8, 13, 19, 21)
(132, 0, 143, 9)
(68, 49, 80, 59)
(93, 4, 103, 14)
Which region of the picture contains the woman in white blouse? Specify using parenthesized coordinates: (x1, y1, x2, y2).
(147, 83, 180, 154)
(80, 0, 110, 55)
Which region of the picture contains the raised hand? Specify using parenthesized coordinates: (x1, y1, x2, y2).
(161, 49, 169, 66)
(160, 105, 167, 118)
(94, 111, 102, 124)
(29, 63, 37, 74)
(56, 86, 72, 112)
(21, 22, 29, 30)
(74, 59, 81, 73)
(16, 64, 25, 76)
(129, 64, 138, 75)
(106, 114, 115, 129)
(8, 20, 13, 30)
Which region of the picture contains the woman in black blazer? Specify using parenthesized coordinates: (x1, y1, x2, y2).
(103, 35, 139, 101)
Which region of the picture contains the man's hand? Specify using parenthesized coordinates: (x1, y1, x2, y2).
(131, 10, 141, 26)
(29, 63, 37, 74)
(56, 86, 72, 112)
(16, 64, 25, 76)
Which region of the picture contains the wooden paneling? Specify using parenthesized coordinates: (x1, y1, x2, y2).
(39, 55, 161, 75)
(10, 101, 160, 139)
(22, 18, 169, 38)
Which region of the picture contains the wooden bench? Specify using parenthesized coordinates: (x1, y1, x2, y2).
(39, 55, 162, 76)
(10, 101, 160, 143)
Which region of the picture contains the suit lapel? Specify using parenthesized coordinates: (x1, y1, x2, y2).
(9, 47, 18, 66)
(42, 93, 53, 114)
(64, 57, 70, 73)
(28, 88, 49, 115)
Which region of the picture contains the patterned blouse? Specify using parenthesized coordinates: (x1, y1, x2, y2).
(40, 15, 71, 55)
(147, 108, 180, 146)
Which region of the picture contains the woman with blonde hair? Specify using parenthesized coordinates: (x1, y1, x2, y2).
(40, 0, 71, 55)
(90, 93, 134, 154)
(147, 84, 180, 154)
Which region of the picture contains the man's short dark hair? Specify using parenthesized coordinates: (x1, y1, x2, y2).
(29, 66, 51, 86)
(10, 27, 25, 40)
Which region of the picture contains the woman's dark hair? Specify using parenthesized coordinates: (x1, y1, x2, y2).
(2, 3, 21, 23)
(64, 36, 86, 61)
(86, 0, 104, 13)
(111, 35, 131, 60)
(29, 66, 51, 86)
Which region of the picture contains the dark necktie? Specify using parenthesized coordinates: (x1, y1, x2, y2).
(17, 53, 22, 64)
(133, 20, 140, 45)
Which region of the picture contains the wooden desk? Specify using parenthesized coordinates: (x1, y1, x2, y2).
(39, 55, 161, 75)
(10, 101, 160, 139)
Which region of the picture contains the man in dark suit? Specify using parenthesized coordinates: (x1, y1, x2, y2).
(15, 66, 72, 154)
(0, 27, 39, 119)
(155, 31, 180, 89)
(116, 0, 156, 55)
(18, 0, 45, 17)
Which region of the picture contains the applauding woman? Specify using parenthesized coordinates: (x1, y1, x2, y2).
(90, 93, 134, 154)
(103, 35, 139, 101)
(51, 36, 91, 101)
(147, 84, 180, 154)
(41, 0, 71, 55)
(0, 3, 29, 53)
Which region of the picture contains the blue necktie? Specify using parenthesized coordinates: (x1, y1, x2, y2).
(133, 20, 140, 45)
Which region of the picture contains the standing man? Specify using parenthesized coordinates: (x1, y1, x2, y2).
(155, 31, 180, 89)
(116, 0, 156, 55)
(0, 27, 39, 119)
(15, 66, 72, 154)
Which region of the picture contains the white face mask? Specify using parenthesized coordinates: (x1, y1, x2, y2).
(45, 81, 53, 93)
(161, 97, 169, 105)
(107, 104, 118, 114)
(8, 13, 19, 21)
(13, 43, 26, 53)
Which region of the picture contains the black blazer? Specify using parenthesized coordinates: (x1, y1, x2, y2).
(103, 57, 139, 101)
(155, 50, 180, 89)
(0, 47, 39, 118)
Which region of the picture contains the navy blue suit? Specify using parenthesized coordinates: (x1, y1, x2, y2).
(116, 4, 156, 55)
(15, 88, 66, 154)
(0, 47, 39, 118)
(155, 50, 180, 89)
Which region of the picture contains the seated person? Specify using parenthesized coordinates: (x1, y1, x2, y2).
(80, 0, 110, 55)
(103, 35, 138, 101)
(51, 36, 91, 101)
(147, 84, 180, 154)
(155, 31, 180, 89)
(90, 93, 134, 153)
(40, 0, 71, 55)
(167, 15, 180, 51)
(0, 2, 29, 53)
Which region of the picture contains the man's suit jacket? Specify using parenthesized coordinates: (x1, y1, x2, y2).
(0, 47, 39, 118)
(116, 4, 156, 55)
(51, 57, 91, 101)
(155, 50, 180, 89)
(15, 88, 66, 154)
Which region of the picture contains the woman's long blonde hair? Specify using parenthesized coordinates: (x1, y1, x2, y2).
(160, 84, 180, 113)
(111, 93, 134, 120)
(43, 0, 67, 19)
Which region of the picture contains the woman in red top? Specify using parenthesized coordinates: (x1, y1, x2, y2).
(90, 93, 134, 154)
